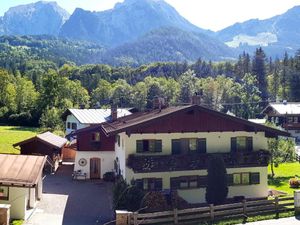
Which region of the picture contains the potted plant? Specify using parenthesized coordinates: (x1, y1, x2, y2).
(289, 178, 299, 188)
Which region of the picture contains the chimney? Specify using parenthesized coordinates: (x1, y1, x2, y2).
(111, 104, 118, 122)
(191, 91, 202, 105)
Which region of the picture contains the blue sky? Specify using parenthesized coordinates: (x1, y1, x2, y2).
(1, 0, 300, 31)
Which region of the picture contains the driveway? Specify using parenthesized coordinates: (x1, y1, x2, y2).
(25, 164, 114, 225)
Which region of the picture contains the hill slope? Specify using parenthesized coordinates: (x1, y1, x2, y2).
(104, 27, 235, 65)
(2, 1, 69, 36)
(217, 5, 300, 56)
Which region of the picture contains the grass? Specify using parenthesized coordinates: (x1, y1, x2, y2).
(0, 126, 39, 154)
(268, 162, 300, 195)
(11, 220, 23, 225)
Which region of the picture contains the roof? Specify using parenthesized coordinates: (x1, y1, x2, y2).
(13, 132, 67, 149)
(100, 105, 289, 137)
(73, 105, 289, 138)
(63, 108, 132, 124)
(262, 102, 300, 115)
(0, 154, 46, 187)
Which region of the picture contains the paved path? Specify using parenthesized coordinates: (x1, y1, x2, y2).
(25, 165, 114, 225)
(240, 216, 300, 224)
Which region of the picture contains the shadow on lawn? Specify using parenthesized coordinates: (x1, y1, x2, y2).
(268, 176, 294, 187)
(5, 126, 39, 132)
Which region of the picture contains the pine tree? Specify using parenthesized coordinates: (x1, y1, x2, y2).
(205, 155, 228, 205)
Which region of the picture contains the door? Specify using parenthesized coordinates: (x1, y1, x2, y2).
(90, 158, 101, 179)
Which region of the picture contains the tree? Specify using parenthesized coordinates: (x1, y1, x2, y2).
(91, 79, 113, 107)
(178, 70, 197, 103)
(252, 48, 268, 102)
(205, 155, 228, 205)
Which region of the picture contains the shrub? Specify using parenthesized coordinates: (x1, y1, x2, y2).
(205, 155, 228, 205)
(141, 191, 169, 212)
(113, 178, 128, 210)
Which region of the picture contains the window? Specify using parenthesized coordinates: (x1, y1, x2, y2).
(0, 186, 9, 200)
(116, 135, 121, 147)
(171, 176, 206, 189)
(67, 122, 71, 129)
(136, 140, 162, 153)
(135, 178, 162, 191)
(229, 172, 260, 186)
(71, 123, 77, 130)
(231, 137, 253, 152)
(92, 132, 101, 142)
(172, 138, 206, 155)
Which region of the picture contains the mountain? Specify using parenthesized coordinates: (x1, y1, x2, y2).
(59, 0, 213, 47)
(104, 27, 235, 65)
(2, 1, 70, 36)
(217, 5, 300, 56)
(0, 17, 3, 35)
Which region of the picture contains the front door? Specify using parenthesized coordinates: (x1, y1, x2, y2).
(90, 158, 101, 179)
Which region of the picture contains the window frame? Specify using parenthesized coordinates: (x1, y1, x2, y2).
(67, 122, 71, 129)
(136, 139, 162, 153)
(91, 132, 101, 142)
(0, 186, 9, 201)
(71, 123, 77, 130)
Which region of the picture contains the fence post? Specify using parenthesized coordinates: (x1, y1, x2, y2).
(275, 196, 279, 218)
(242, 199, 247, 216)
(209, 204, 214, 221)
(133, 212, 138, 225)
(174, 208, 178, 224)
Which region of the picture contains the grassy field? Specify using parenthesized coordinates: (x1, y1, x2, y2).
(0, 126, 39, 154)
(268, 162, 300, 195)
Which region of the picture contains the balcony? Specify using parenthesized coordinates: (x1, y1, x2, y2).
(127, 150, 270, 173)
(283, 123, 300, 130)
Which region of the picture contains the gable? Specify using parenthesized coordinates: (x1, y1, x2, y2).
(125, 108, 255, 134)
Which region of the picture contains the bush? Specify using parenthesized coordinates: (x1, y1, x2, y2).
(141, 191, 169, 212)
(103, 172, 116, 182)
(205, 155, 228, 205)
(289, 178, 300, 188)
(113, 178, 128, 210)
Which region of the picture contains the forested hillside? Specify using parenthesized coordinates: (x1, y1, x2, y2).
(1, 38, 300, 132)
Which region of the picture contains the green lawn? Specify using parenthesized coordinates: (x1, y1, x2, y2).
(0, 126, 39, 154)
(268, 162, 300, 195)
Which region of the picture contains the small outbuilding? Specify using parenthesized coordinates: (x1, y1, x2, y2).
(13, 132, 67, 169)
(0, 154, 46, 219)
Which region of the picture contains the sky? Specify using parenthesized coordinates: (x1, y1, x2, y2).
(1, 0, 300, 31)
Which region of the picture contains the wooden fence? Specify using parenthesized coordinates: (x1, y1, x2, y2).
(129, 196, 294, 225)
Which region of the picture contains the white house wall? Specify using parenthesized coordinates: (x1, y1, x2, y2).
(0, 187, 28, 219)
(115, 134, 127, 177)
(74, 151, 116, 178)
(65, 115, 89, 135)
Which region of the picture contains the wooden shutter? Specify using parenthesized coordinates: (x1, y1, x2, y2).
(227, 174, 234, 186)
(172, 139, 181, 155)
(170, 178, 180, 190)
(135, 179, 144, 189)
(250, 172, 260, 184)
(247, 137, 253, 152)
(155, 140, 162, 152)
(198, 176, 207, 187)
(181, 139, 189, 154)
(197, 138, 207, 153)
(154, 179, 163, 191)
(136, 140, 143, 153)
(231, 137, 237, 153)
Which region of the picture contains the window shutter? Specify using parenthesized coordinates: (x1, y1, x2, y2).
(155, 140, 162, 152)
(135, 179, 144, 190)
(247, 137, 253, 152)
(197, 139, 207, 153)
(136, 140, 143, 153)
(172, 140, 181, 155)
(170, 178, 180, 190)
(250, 172, 260, 184)
(227, 174, 234, 186)
(198, 176, 207, 187)
(231, 137, 237, 153)
(154, 179, 163, 191)
(180, 139, 189, 154)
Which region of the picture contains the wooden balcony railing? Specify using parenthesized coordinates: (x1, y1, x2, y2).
(127, 150, 270, 173)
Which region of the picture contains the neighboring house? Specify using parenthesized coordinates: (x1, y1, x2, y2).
(72, 102, 289, 203)
(13, 132, 67, 170)
(0, 154, 46, 219)
(62, 108, 132, 135)
(262, 102, 300, 142)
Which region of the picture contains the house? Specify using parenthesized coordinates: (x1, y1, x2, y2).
(13, 132, 67, 170)
(71, 99, 289, 203)
(262, 102, 300, 142)
(0, 154, 46, 219)
(62, 108, 132, 135)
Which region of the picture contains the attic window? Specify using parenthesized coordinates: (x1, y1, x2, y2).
(92, 132, 101, 142)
